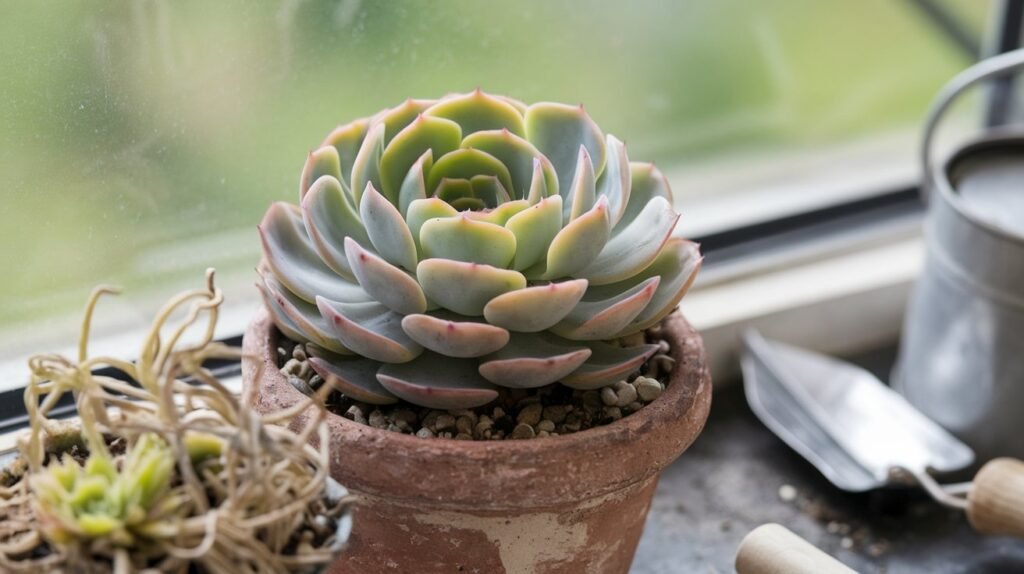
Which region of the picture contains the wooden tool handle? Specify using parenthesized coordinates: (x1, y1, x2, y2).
(735, 523, 857, 574)
(967, 457, 1024, 537)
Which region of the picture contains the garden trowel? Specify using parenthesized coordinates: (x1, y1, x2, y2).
(741, 329, 1024, 538)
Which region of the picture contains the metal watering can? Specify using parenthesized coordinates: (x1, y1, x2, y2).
(894, 49, 1024, 464)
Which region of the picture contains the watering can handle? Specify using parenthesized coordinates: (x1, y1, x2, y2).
(967, 457, 1024, 538)
(735, 523, 856, 574)
(921, 48, 1024, 196)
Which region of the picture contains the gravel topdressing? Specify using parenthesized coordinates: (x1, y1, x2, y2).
(277, 320, 675, 440)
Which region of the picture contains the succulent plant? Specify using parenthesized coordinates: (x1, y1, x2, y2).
(257, 91, 702, 410)
(31, 433, 178, 547)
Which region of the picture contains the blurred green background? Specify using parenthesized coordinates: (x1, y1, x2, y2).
(0, 0, 987, 331)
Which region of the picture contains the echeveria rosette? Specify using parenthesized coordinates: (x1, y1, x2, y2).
(258, 91, 702, 410)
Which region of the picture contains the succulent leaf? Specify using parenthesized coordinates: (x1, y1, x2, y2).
(597, 135, 631, 227)
(621, 239, 703, 335)
(461, 129, 554, 198)
(377, 98, 436, 146)
(567, 146, 597, 221)
(505, 195, 563, 271)
(524, 102, 606, 197)
(360, 183, 419, 271)
(344, 237, 427, 315)
(420, 214, 517, 268)
(377, 352, 499, 409)
(542, 196, 611, 279)
(577, 196, 679, 285)
(426, 148, 515, 198)
(379, 115, 461, 203)
(619, 162, 673, 231)
(405, 198, 459, 255)
(258, 202, 372, 304)
(483, 278, 588, 332)
(321, 119, 370, 188)
(550, 276, 660, 340)
(526, 156, 558, 204)
(465, 199, 529, 226)
(417, 259, 527, 316)
(350, 122, 385, 206)
(316, 299, 423, 363)
(301, 175, 370, 281)
(299, 146, 343, 199)
(259, 271, 354, 354)
(308, 356, 398, 405)
(560, 342, 659, 390)
(424, 90, 527, 137)
(256, 277, 313, 346)
(478, 334, 591, 388)
(469, 175, 512, 207)
(434, 177, 475, 204)
(398, 150, 432, 217)
(401, 312, 510, 357)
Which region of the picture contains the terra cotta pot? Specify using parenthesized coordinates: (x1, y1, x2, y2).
(243, 309, 712, 574)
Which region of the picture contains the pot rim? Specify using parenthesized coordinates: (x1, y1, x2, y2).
(245, 308, 712, 508)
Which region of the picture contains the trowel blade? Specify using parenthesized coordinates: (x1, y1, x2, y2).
(741, 330, 973, 490)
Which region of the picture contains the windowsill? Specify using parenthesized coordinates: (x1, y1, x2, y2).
(681, 233, 923, 385)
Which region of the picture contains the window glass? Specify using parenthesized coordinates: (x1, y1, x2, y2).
(0, 0, 990, 377)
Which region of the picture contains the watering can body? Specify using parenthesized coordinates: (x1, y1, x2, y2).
(894, 51, 1024, 464)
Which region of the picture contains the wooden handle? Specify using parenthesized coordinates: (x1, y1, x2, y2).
(735, 523, 857, 574)
(967, 457, 1024, 537)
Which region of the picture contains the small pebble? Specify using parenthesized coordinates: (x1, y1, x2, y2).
(612, 381, 637, 407)
(422, 410, 441, 430)
(536, 430, 550, 438)
(345, 405, 367, 425)
(454, 433, 473, 440)
(455, 416, 474, 435)
(778, 484, 798, 502)
(840, 537, 854, 550)
(368, 410, 387, 429)
(536, 420, 555, 433)
(449, 409, 478, 424)
(517, 403, 543, 426)
(511, 423, 535, 439)
(542, 405, 569, 424)
(635, 377, 664, 402)
(292, 345, 307, 361)
(475, 416, 494, 437)
(288, 375, 313, 395)
(393, 409, 418, 427)
(600, 387, 618, 406)
(282, 358, 303, 376)
(603, 406, 622, 420)
(434, 414, 456, 431)
(516, 396, 541, 409)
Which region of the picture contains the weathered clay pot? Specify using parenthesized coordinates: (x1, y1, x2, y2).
(244, 310, 712, 574)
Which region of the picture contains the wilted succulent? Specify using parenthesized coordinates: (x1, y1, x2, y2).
(0, 273, 349, 574)
(258, 91, 702, 410)
(31, 433, 178, 547)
